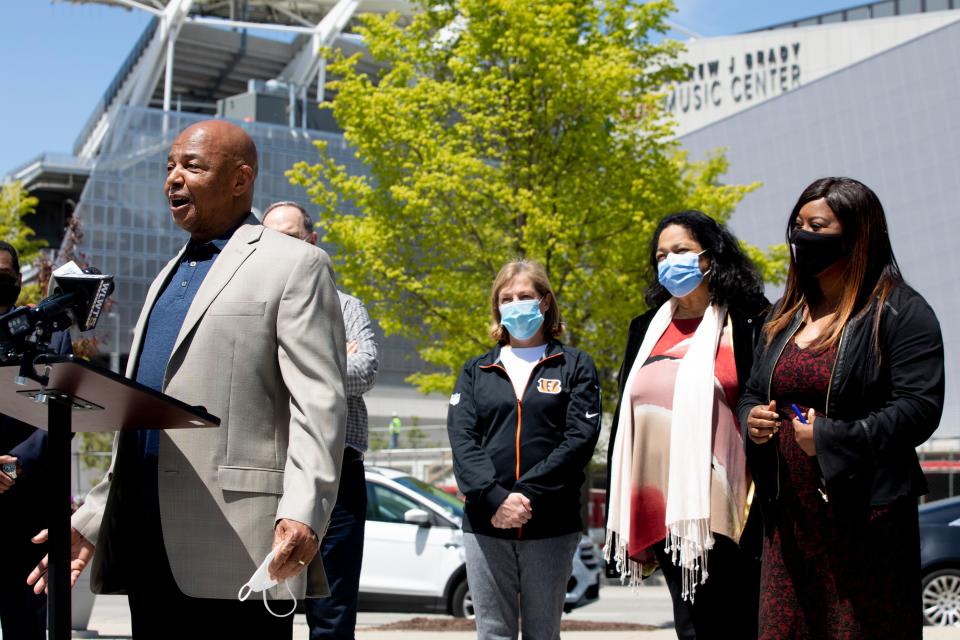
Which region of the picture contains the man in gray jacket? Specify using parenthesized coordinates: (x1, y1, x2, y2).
(264, 201, 379, 639)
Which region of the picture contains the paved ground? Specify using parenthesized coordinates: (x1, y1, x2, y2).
(79, 583, 678, 639)
(77, 583, 960, 639)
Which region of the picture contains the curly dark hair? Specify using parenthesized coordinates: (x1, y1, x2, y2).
(644, 210, 766, 310)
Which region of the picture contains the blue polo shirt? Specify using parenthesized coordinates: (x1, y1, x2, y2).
(133, 227, 235, 517)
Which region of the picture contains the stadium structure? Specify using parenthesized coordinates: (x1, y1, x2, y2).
(7, 0, 458, 447)
(6, 1, 960, 489)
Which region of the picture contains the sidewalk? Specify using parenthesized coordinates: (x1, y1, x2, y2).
(350, 634, 677, 640)
(81, 594, 959, 639)
(82, 596, 678, 639)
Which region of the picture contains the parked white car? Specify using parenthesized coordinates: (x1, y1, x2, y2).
(359, 466, 602, 617)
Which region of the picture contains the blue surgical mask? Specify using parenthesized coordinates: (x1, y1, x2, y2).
(658, 250, 709, 299)
(499, 299, 544, 341)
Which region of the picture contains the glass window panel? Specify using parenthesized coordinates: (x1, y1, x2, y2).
(899, 0, 922, 13)
(366, 484, 421, 524)
(133, 283, 147, 307)
(872, 1, 895, 16)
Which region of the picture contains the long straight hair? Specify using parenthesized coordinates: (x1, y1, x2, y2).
(764, 177, 902, 352)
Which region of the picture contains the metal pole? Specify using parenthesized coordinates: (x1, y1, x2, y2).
(286, 82, 294, 129)
(317, 57, 327, 104)
(163, 29, 175, 112)
(301, 86, 308, 129)
(109, 311, 120, 373)
(46, 396, 73, 640)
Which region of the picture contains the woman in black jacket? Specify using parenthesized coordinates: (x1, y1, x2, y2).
(738, 177, 944, 639)
(447, 259, 601, 640)
(605, 210, 768, 640)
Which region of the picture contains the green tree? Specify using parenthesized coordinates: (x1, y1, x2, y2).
(0, 181, 46, 304)
(0, 184, 115, 479)
(405, 415, 427, 449)
(289, 0, 785, 400)
(369, 429, 388, 451)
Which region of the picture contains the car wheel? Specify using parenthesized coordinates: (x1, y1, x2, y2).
(450, 578, 474, 618)
(922, 568, 960, 626)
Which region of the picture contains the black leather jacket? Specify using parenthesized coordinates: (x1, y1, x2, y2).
(737, 283, 944, 507)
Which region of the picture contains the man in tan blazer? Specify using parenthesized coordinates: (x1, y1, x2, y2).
(29, 120, 347, 637)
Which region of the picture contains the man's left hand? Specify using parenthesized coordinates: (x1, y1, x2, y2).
(269, 518, 319, 582)
(28, 528, 95, 594)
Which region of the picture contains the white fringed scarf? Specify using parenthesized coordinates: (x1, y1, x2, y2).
(605, 300, 727, 601)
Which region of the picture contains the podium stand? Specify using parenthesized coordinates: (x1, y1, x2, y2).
(0, 354, 219, 640)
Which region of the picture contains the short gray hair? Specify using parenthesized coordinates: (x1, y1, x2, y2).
(263, 201, 313, 233)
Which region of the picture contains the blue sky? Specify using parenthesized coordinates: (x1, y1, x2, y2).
(670, 0, 865, 36)
(0, 1, 865, 176)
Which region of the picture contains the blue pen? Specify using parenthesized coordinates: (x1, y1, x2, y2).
(791, 403, 827, 500)
(791, 403, 808, 424)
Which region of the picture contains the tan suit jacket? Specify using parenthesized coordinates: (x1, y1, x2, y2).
(72, 217, 347, 599)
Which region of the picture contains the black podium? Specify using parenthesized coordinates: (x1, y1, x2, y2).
(0, 354, 219, 640)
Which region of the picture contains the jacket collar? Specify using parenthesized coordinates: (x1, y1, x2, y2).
(126, 213, 262, 378)
(479, 338, 564, 368)
(170, 215, 262, 360)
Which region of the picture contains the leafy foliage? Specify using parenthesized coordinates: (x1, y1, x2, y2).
(0, 181, 46, 305)
(1, 184, 116, 477)
(289, 0, 785, 400)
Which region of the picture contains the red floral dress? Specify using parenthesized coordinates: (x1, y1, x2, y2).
(758, 338, 921, 639)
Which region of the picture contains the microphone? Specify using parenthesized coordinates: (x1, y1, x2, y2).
(46, 267, 115, 332)
(0, 264, 116, 346)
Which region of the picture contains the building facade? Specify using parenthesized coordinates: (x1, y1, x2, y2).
(8, 0, 959, 447)
(673, 5, 960, 439)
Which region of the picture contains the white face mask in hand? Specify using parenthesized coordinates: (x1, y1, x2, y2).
(238, 547, 297, 617)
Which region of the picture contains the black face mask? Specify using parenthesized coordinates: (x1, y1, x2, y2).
(790, 229, 845, 278)
(0, 275, 21, 308)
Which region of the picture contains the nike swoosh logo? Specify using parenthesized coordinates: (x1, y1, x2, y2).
(586, 412, 599, 419)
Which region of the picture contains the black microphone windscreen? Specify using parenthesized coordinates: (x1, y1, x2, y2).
(54, 273, 114, 331)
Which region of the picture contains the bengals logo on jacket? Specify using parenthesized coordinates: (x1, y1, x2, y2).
(537, 378, 562, 394)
